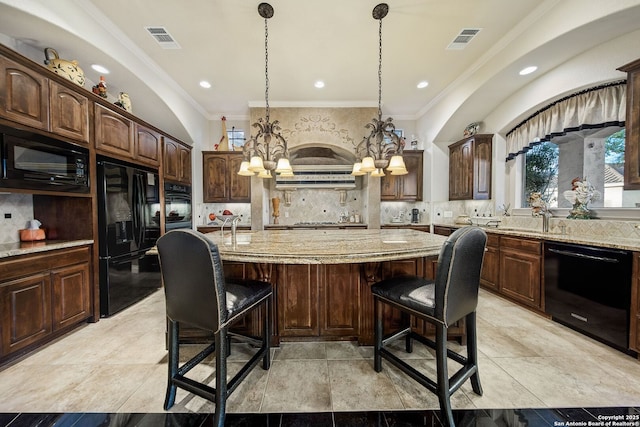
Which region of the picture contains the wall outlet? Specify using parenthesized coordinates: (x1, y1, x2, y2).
(444, 211, 453, 218)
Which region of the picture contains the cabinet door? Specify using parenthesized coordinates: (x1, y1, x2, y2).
(0, 273, 52, 356)
(449, 140, 473, 200)
(380, 150, 423, 201)
(135, 124, 161, 167)
(320, 264, 360, 337)
(400, 151, 423, 201)
(49, 81, 89, 143)
(480, 234, 500, 291)
(94, 104, 134, 157)
(163, 138, 179, 182)
(380, 173, 400, 199)
(0, 56, 49, 130)
(620, 59, 640, 189)
(203, 153, 229, 202)
(229, 154, 250, 202)
(499, 248, 541, 309)
(178, 145, 192, 184)
(52, 262, 91, 330)
(277, 264, 319, 337)
(473, 137, 492, 199)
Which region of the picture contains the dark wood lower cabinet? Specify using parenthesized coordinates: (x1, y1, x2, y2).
(498, 236, 542, 310)
(480, 233, 500, 291)
(0, 246, 92, 362)
(179, 256, 467, 347)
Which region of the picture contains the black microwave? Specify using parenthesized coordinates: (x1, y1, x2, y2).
(0, 128, 90, 193)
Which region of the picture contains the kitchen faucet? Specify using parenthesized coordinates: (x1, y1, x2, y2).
(542, 211, 551, 233)
(220, 216, 241, 243)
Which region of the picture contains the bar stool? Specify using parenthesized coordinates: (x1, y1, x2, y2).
(156, 229, 272, 427)
(371, 226, 487, 426)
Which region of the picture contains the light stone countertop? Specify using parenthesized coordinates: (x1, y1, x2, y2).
(203, 229, 447, 264)
(0, 239, 94, 259)
(433, 223, 640, 252)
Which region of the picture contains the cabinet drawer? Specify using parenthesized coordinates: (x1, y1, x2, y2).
(433, 226, 455, 236)
(500, 236, 541, 254)
(486, 233, 500, 248)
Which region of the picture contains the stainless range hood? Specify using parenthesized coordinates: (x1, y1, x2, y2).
(275, 164, 356, 189)
(275, 145, 357, 189)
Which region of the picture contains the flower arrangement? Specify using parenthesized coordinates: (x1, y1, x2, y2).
(563, 177, 599, 219)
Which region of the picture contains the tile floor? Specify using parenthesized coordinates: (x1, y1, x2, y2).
(1, 289, 640, 426)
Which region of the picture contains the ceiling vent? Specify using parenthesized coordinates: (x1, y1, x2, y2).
(144, 26, 181, 49)
(446, 28, 481, 50)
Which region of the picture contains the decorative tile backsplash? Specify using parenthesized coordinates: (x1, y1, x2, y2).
(197, 195, 430, 226)
(0, 193, 34, 244)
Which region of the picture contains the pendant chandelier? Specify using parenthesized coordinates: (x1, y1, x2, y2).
(352, 3, 407, 177)
(238, 3, 293, 179)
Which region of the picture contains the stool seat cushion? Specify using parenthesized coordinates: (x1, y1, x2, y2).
(226, 279, 273, 320)
(371, 276, 436, 317)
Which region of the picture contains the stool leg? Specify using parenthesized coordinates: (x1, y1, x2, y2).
(403, 312, 413, 353)
(214, 328, 229, 427)
(466, 311, 483, 396)
(436, 323, 455, 427)
(164, 319, 178, 410)
(374, 297, 383, 372)
(262, 296, 271, 370)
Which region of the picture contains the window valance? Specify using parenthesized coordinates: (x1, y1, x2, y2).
(505, 81, 626, 161)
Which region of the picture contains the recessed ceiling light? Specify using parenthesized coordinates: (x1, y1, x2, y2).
(91, 64, 110, 74)
(519, 66, 537, 76)
(314, 80, 325, 89)
(417, 81, 429, 89)
(199, 80, 212, 89)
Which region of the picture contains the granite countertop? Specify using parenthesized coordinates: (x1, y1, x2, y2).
(432, 223, 640, 252)
(202, 229, 446, 264)
(0, 239, 94, 259)
(264, 223, 367, 229)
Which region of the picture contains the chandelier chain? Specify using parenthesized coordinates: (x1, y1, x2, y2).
(264, 15, 270, 122)
(377, 17, 383, 119)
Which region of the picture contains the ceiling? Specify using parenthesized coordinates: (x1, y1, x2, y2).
(1, 0, 640, 144)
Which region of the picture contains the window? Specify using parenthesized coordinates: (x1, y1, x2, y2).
(227, 128, 245, 151)
(522, 127, 637, 208)
(524, 141, 559, 208)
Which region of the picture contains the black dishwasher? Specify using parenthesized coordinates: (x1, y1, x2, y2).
(544, 241, 632, 353)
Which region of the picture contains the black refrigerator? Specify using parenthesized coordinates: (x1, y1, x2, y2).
(97, 157, 162, 317)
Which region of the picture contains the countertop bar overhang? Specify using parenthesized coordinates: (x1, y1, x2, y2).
(202, 229, 447, 264)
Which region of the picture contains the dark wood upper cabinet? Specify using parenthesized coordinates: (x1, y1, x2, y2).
(449, 134, 492, 200)
(49, 80, 89, 144)
(0, 55, 49, 130)
(164, 137, 192, 184)
(202, 151, 250, 203)
(94, 103, 134, 158)
(178, 142, 192, 184)
(381, 150, 423, 201)
(619, 58, 640, 189)
(134, 124, 161, 167)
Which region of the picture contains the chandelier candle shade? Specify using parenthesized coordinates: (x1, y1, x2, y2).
(238, 3, 292, 179)
(352, 3, 408, 177)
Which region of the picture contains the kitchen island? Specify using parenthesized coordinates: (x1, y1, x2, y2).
(201, 229, 450, 345)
